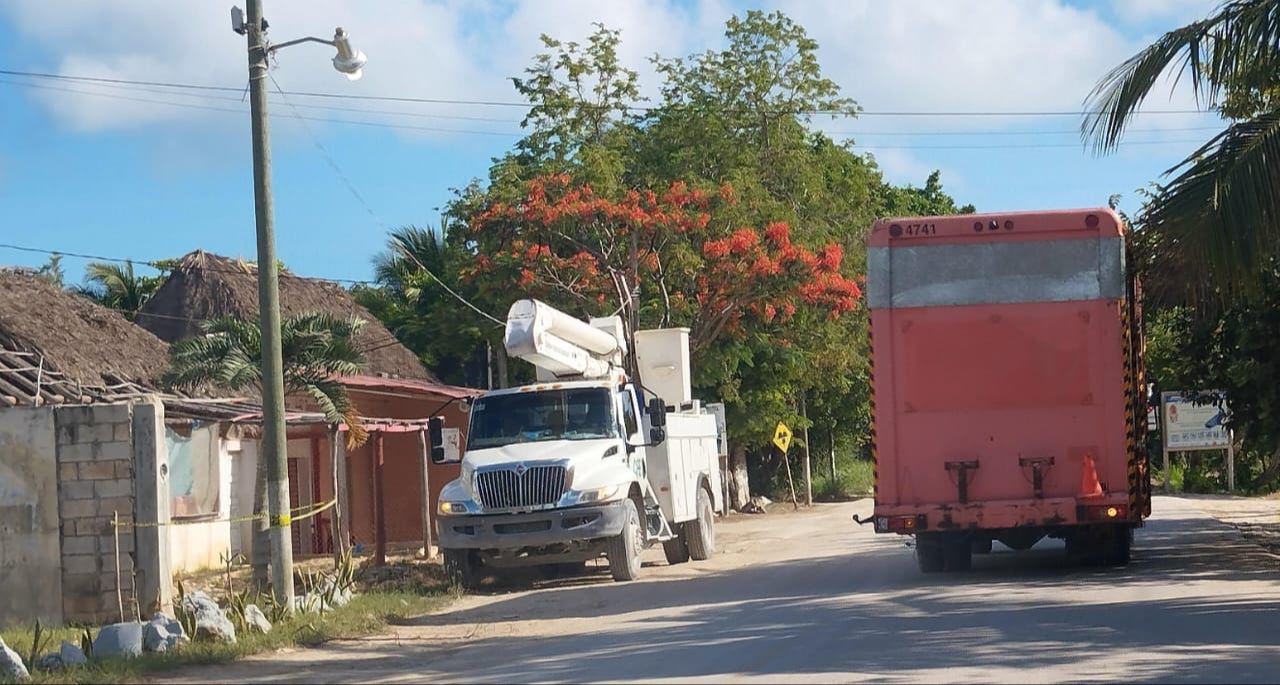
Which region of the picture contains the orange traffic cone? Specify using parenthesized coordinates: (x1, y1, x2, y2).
(1079, 454, 1103, 498)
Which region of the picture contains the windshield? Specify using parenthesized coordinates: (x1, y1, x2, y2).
(467, 388, 619, 450)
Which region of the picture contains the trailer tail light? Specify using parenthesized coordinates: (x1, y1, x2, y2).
(875, 515, 926, 533)
(1080, 503, 1128, 521)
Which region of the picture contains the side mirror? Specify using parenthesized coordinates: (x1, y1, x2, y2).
(649, 427, 666, 445)
(648, 397, 667, 428)
(427, 416, 447, 464)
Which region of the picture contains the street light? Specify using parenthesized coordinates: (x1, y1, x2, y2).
(235, 1, 366, 611)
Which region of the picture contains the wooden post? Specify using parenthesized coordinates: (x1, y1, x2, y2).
(329, 425, 349, 564)
(418, 429, 434, 559)
(1163, 442, 1171, 493)
(800, 394, 812, 506)
(373, 432, 387, 566)
(309, 435, 322, 554)
(781, 445, 799, 510)
(1227, 430, 1236, 493)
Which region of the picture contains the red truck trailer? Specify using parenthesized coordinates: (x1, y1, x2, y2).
(857, 208, 1152, 572)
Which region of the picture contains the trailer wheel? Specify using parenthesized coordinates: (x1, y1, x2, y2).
(943, 536, 973, 572)
(443, 548, 480, 591)
(916, 537, 945, 573)
(663, 534, 690, 565)
(1104, 525, 1133, 566)
(608, 498, 643, 581)
(1069, 524, 1132, 567)
(686, 487, 716, 561)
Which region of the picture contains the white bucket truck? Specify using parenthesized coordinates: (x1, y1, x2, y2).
(429, 299, 725, 588)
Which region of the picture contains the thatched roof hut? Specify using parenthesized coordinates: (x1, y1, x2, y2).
(0, 268, 171, 406)
(136, 251, 433, 381)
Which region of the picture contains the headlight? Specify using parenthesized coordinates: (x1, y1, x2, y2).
(439, 501, 469, 515)
(577, 484, 623, 504)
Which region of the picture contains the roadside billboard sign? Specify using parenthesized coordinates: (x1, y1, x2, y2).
(1161, 391, 1229, 451)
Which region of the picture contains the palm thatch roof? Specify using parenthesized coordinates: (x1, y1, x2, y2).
(0, 268, 171, 406)
(136, 251, 434, 382)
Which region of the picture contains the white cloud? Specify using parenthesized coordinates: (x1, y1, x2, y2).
(866, 148, 965, 192)
(0, 0, 1225, 149)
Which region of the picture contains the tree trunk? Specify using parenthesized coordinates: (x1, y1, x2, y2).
(251, 453, 270, 594)
(728, 443, 751, 511)
(1250, 443, 1280, 490)
(495, 341, 510, 389)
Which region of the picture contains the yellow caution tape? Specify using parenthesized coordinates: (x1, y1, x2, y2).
(113, 498, 337, 528)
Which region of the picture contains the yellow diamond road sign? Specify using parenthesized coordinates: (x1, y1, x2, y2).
(773, 422, 792, 453)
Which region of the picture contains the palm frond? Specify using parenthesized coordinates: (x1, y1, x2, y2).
(1082, 0, 1280, 152)
(1141, 107, 1280, 297)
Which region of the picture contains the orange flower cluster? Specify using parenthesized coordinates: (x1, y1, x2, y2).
(462, 174, 861, 335)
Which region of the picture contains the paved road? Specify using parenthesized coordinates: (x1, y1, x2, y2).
(167, 496, 1280, 684)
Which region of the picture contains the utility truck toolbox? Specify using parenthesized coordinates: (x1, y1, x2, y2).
(429, 299, 725, 589)
(858, 208, 1152, 572)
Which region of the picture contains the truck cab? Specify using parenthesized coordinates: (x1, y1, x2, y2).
(430, 299, 723, 588)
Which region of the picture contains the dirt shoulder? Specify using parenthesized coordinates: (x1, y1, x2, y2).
(1172, 493, 1280, 556)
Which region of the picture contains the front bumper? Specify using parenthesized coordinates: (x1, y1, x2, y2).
(436, 500, 628, 550)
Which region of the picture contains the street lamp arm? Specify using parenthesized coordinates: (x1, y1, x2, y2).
(267, 36, 336, 53)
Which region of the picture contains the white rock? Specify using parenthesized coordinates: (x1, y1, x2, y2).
(92, 622, 144, 659)
(59, 640, 87, 666)
(0, 637, 32, 681)
(194, 609, 237, 644)
(243, 604, 272, 634)
(142, 622, 172, 653)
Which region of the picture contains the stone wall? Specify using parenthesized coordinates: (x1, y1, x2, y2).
(54, 403, 137, 625)
(0, 397, 172, 627)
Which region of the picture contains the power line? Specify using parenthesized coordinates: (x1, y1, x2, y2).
(13, 74, 525, 124)
(828, 125, 1222, 137)
(2, 243, 483, 351)
(849, 139, 1208, 150)
(268, 70, 385, 230)
(1, 79, 522, 138)
(0, 242, 376, 285)
(3, 72, 1223, 138)
(2, 79, 1216, 151)
(267, 71, 506, 327)
(0, 68, 1217, 118)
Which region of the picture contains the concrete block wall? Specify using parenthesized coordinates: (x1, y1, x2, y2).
(54, 403, 137, 625)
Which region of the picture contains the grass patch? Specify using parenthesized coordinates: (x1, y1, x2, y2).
(1, 558, 453, 684)
(813, 459, 874, 502)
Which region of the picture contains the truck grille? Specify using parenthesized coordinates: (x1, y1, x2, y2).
(475, 465, 568, 510)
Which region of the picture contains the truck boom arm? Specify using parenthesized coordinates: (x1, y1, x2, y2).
(503, 299, 627, 380)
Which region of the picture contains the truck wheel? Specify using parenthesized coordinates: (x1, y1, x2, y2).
(663, 534, 690, 565)
(608, 499, 643, 581)
(943, 536, 973, 572)
(1104, 526, 1133, 567)
(972, 537, 993, 555)
(916, 537, 944, 573)
(443, 549, 479, 590)
(686, 487, 716, 561)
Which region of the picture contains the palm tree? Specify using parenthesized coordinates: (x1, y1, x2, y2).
(75, 260, 163, 320)
(163, 311, 369, 589)
(1082, 0, 1280, 300)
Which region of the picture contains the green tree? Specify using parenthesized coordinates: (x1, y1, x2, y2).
(74, 260, 166, 321)
(363, 10, 971, 508)
(163, 311, 369, 587)
(1083, 0, 1280, 296)
(353, 224, 494, 386)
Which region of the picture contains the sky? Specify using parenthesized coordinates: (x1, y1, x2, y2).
(0, 0, 1227, 290)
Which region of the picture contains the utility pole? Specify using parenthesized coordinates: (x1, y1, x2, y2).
(245, 0, 294, 609)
